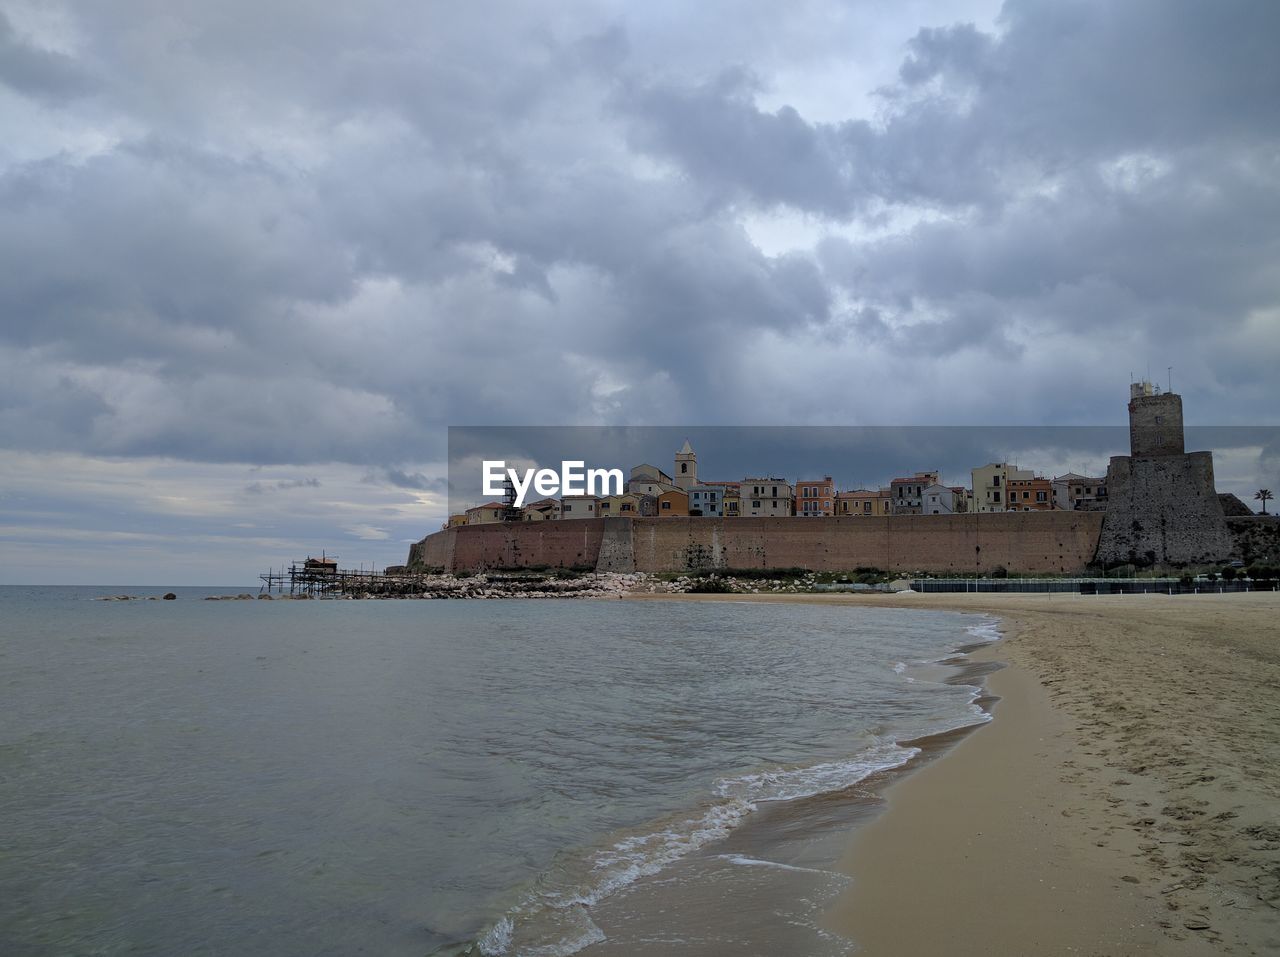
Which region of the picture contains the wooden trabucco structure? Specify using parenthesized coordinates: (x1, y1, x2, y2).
(259, 557, 432, 597)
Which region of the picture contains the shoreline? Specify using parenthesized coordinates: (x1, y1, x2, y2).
(628, 591, 1280, 955)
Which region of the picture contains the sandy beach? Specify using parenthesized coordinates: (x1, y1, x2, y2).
(632, 591, 1280, 955)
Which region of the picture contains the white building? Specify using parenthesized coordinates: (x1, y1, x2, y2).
(740, 478, 793, 517)
(559, 495, 600, 519)
(921, 483, 960, 514)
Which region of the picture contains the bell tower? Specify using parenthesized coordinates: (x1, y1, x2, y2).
(675, 439, 697, 490)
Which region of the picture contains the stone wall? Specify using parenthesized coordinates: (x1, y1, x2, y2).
(1228, 515, 1280, 565)
(1096, 451, 1234, 566)
(409, 511, 1105, 575)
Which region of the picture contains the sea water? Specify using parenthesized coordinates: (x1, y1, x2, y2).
(0, 586, 999, 956)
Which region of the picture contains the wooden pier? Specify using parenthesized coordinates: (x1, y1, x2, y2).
(258, 556, 434, 597)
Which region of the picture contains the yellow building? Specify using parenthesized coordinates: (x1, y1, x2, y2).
(599, 493, 654, 517)
(971, 463, 1033, 512)
(465, 502, 507, 524)
(722, 487, 741, 517)
(835, 488, 892, 516)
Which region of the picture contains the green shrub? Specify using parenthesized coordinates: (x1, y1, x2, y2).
(687, 577, 737, 593)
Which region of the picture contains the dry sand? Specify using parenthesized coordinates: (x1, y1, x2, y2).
(632, 590, 1280, 955)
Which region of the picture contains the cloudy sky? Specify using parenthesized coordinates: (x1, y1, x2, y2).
(2, 0, 1278, 583)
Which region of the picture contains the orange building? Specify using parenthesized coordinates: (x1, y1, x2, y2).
(1004, 476, 1054, 511)
(795, 476, 835, 517)
(657, 489, 689, 516)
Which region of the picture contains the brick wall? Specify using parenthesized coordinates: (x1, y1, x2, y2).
(409, 511, 1105, 574)
(409, 520, 605, 571)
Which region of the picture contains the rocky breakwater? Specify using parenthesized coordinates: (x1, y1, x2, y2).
(359, 571, 648, 599)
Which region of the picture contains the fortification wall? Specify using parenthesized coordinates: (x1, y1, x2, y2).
(409, 511, 1104, 574)
(410, 520, 606, 572)
(407, 528, 453, 569)
(1097, 451, 1233, 566)
(627, 513, 1101, 574)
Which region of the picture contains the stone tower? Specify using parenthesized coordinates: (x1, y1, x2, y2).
(1128, 381, 1184, 457)
(674, 439, 697, 490)
(1096, 383, 1232, 567)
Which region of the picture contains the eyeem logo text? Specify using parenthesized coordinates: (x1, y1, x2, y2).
(483, 461, 624, 508)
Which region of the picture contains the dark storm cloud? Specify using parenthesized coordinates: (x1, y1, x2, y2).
(0, 0, 1277, 476)
(0, 12, 93, 102)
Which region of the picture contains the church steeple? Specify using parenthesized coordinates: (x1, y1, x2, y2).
(675, 439, 697, 490)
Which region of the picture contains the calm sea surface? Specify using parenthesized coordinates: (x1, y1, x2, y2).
(0, 586, 998, 956)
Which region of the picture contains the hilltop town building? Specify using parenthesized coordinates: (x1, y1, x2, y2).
(1052, 473, 1107, 511)
(521, 498, 561, 521)
(921, 483, 970, 514)
(722, 485, 741, 517)
(466, 502, 507, 524)
(890, 471, 940, 514)
(688, 483, 726, 517)
(1004, 476, 1053, 511)
(971, 463, 1033, 513)
(740, 478, 793, 517)
(657, 489, 690, 516)
(836, 488, 893, 516)
(796, 477, 835, 516)
(559, 495, 600, 519)
(599, 493, 655, 517)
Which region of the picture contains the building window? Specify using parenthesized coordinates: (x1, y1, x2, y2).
(992, 475, 1001, 486)
(1036, 491, 1046, 502)
(563, 504, 571, 512)
(681, 463, 688, 473)
(661, 501, 671, 510)
(993, 491, 1000, 502)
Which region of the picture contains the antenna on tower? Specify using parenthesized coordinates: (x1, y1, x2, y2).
(1168, 366, 1173, 394)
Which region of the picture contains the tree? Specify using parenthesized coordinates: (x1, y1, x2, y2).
(1257, 489, 1274, 515)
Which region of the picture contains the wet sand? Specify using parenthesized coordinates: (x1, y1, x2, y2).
(631, 591, 1280, 955)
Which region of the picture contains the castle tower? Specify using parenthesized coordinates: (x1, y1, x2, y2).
(1128, 381, 1184, 457)
(1096, 383, 1232, 568)
(675, 439, 697, 490)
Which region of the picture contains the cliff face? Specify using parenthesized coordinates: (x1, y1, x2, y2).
(1096, 452, 1234, 567)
